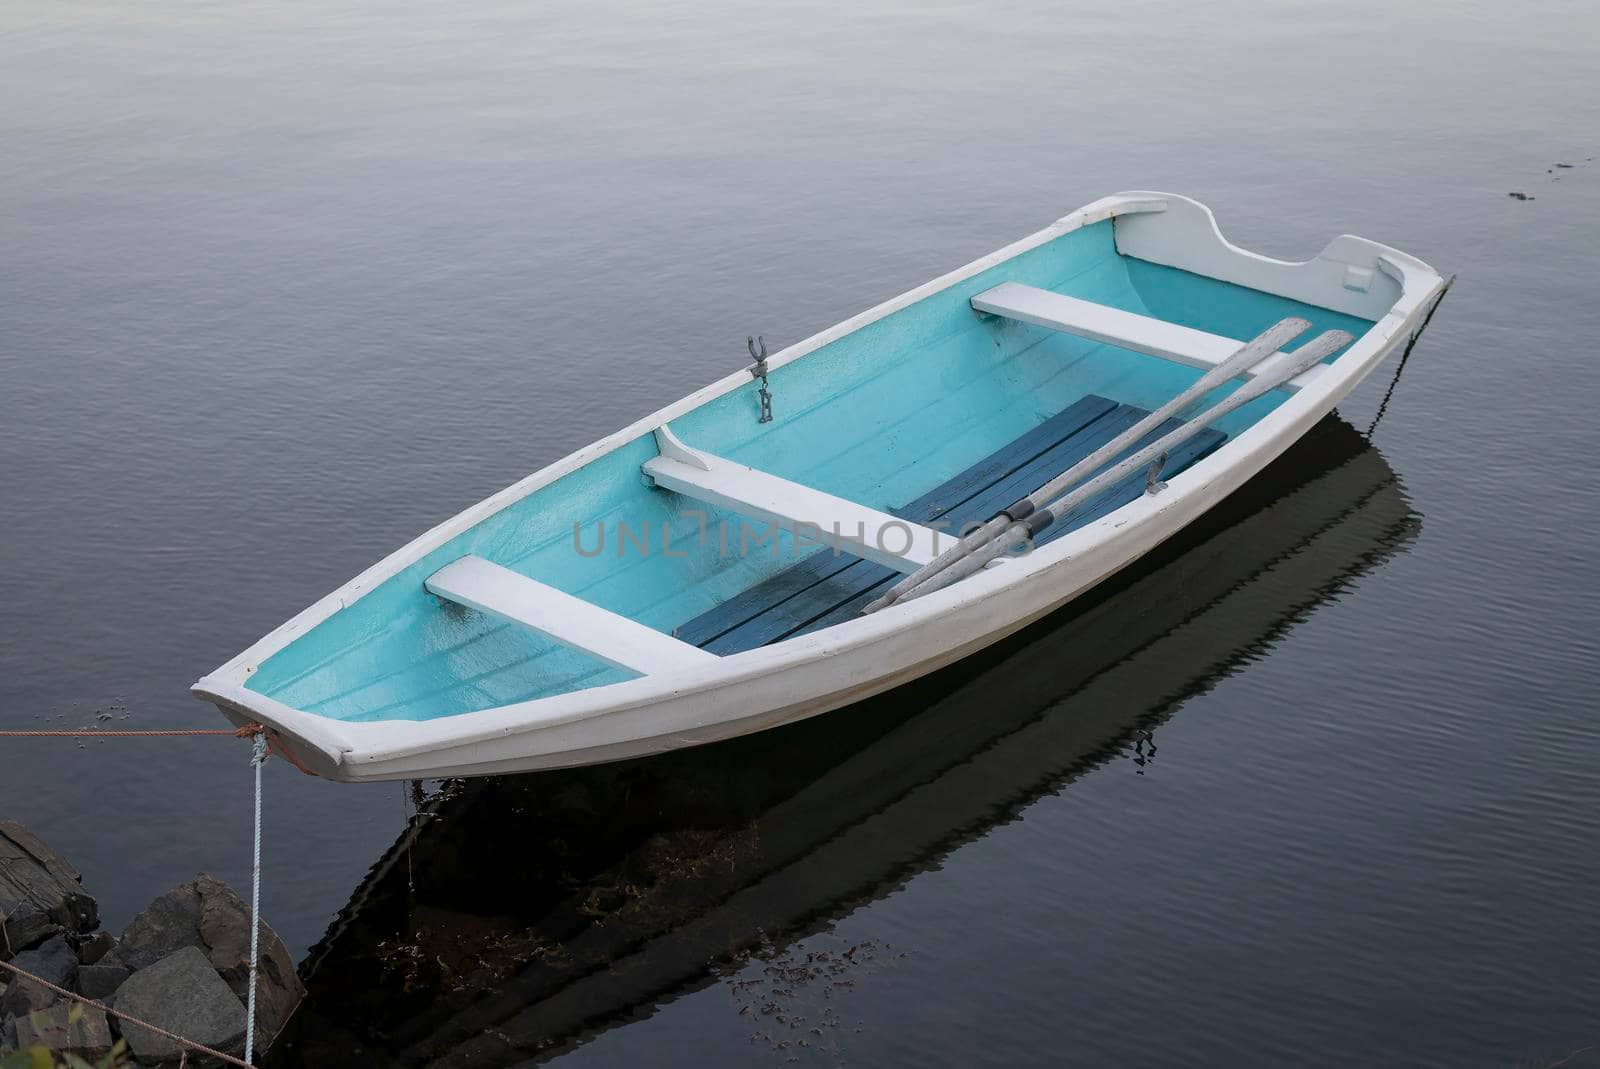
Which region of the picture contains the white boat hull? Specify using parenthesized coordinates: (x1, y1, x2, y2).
(194, 192, 1445, 781)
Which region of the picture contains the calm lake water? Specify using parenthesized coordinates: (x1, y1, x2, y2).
(3, 0, 1598, 1064)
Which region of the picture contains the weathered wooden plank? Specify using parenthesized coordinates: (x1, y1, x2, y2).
(1041, 431, 1226, 547)
(673, 550, 860, 646)
(788, 425, 1227, 638)
(702, 560, 890, 655)
(968, 405, 1149, 516)
(887, 395, 1118, 520)
(702, 401, 1202, 654)
(672, 395, 1116, 648)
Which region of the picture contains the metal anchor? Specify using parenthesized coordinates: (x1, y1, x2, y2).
(748, 335, 773, 423)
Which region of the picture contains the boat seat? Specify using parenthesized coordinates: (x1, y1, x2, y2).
(643, 427, 944, 572)
(673, 395, 1226, 655)
(971, 282, 1329, 392)
(425, 556, 718, 675)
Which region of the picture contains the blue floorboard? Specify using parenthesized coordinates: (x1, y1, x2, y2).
(673, 395, 1226, 655)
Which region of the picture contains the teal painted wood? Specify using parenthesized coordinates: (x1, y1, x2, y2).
(697, 404, 1154, 654)
(240, 218, 1369, 725)
(672, 395, 1117, 649)
(784, 424, 1226, 640)
(1040, 425, 1225, 544)
(683, 398, 1225, 656)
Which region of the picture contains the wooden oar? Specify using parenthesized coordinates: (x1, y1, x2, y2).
(864, 315, 1312, 614)
(876, 327, 1355, 608)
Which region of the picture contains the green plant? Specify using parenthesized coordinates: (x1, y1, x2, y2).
(0, 1039, 131, 1069)
(1, 1004, 133, 1069)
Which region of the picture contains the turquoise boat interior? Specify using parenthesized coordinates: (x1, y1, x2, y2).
(243, 219, 1372, 723)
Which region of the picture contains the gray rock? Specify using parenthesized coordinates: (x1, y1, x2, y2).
(2, 1013, 16, 1052)
(120, 873, 303, 1048)
(13, 1001, 113, 1061)
(76, 952, 131, 1001)
(75, 930, 117, 965)
(0, 821, 98, 953)
(111, 945, 245, 1065)
(117, 883, 203, 973)
(0, 933, 75, 1017)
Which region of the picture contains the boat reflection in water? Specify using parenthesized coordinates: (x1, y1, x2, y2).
(271, 415, 1419, 1068)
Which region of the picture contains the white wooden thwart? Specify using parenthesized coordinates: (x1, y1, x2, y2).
(643, 427, 945, 573)
(425, 556, 717, 675)
(971, 282, 1331, 392)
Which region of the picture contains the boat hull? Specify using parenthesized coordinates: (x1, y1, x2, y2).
(194, 192, 1446, 781)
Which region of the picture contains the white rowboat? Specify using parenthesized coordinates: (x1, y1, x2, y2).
(193, 192, 1446, 781)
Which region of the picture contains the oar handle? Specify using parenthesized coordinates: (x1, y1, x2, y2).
(888, 328, 1352, 606)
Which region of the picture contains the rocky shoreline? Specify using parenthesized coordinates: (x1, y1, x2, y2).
(0, 821, 303, 1066)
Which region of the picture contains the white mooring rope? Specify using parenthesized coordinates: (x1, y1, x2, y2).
(245, 732, 268, 1064)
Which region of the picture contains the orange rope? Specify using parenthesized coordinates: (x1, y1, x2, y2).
(0, 956, 257, 1068)
(0, 729, 238, 737)
(234, 724, 319, 777)
(0, 723, 321, 776)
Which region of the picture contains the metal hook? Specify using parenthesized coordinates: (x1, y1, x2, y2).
(1144, 452, 1168, 495)
(748, 335, 773, 423)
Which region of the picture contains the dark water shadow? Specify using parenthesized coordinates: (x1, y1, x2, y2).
(268, 414, 1419, 1068)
